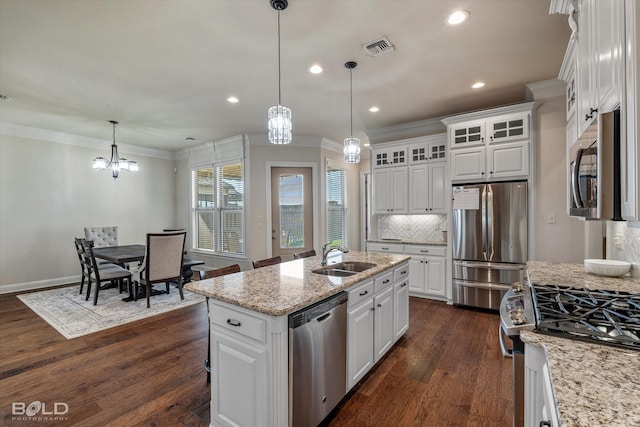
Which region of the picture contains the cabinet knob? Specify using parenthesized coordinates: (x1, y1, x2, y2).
(377, 303, 382, 308)
(490, 171, 493, 174)
(481, 172, 485, 175)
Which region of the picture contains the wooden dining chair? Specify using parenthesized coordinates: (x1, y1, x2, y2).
(252, 256, 282, 269)
(74, 237, 120, 296)
(135, 231, 186, 308)
(199, 264, 241, 280)
(293, 249, 316, 260)
(198, 264, 241, 383)
(80, 239, 133, 305)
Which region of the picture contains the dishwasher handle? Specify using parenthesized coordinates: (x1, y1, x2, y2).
(317, 312, 332, 322)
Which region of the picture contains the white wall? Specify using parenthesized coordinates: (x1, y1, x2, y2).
(0, 133, 177, 292)
(532, 94, 588, 262)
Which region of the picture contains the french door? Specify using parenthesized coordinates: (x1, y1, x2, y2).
(270, 167, 313, 258)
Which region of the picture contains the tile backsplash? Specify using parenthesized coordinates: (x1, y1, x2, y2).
(377, 214, 447, 242)
(606, 221, 640, 278)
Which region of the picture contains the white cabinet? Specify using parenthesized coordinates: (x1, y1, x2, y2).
(347, 284, 375, 389)
(408, 163, 447, 214)
(366, 241, 404, 254)
(371, 134, 448, 215)
(212, 333, 268, 427)
(525, 343, 560, 427)
(449, 120, 485, 148)
(409, 138, 447, 164)
(405, 245, 447, 300)
(372, 146, 408, 167)
(393, 267, 409, 341)
(372, 167, 408, 214)
(208, 300, 287, 427)
(346, 262, 409, 390)
(443, 104, 536, 183)
(373, 286, 394, 362)
(622, 0, 640, 219)
(487, 140, 529, 180)
(576, 0, 624, 136)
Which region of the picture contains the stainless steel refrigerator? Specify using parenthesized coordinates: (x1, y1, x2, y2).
(452, 181, 527, 310)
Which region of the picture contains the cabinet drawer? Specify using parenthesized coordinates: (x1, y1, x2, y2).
(394, 263, 409, 282)
(367, 242, 404, 253)
(374, 271, 394, 293)
(211, 304, 266, 343)
(404, 245, 446, 257)
(347, 280, 374, 308)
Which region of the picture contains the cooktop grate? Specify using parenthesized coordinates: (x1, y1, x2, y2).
(531, 284, 640, 351)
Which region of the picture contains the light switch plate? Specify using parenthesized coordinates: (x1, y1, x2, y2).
(547, 213, 556, 224)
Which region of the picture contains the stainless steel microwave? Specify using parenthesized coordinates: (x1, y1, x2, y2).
(568, 110, 621, 220)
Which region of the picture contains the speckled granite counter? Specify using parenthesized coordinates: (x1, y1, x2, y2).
(184, 251, 410, 316)
(367, 239, 447, 246)
(523, 261, 640, 427)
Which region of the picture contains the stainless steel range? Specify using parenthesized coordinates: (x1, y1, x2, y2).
(500, 279, 640, 427)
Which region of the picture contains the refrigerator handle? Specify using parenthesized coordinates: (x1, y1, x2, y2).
(486, 185, 494, 260)
(481, 185, 486, 260)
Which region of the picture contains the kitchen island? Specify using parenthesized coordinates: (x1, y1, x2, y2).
(185, 251, 410, 427)
(523, 261, 640, 427)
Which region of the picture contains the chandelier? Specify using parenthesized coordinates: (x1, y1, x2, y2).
(344, 61, 360, 164)
(267, 0, 292, 144)
(92, 120, 138, 180)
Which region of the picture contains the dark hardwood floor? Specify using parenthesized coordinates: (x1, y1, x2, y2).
(0, 287, 512, 426)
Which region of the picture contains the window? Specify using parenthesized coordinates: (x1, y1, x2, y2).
(192, 162, 244, 255)
(326, 164, 346, 246)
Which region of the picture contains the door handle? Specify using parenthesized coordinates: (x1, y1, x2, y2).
(272, 229, 277, 240)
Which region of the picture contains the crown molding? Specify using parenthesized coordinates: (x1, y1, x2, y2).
(366, 116, 446, 144)
(0, 121, 175, 160)
(441, 101, 540, 126)
(526, 79, 566, 100)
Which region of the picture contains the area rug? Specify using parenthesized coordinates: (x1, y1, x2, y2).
(17, 285, 205, 339)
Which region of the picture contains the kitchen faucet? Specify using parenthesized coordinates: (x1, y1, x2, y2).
(321, 241, 349, 265)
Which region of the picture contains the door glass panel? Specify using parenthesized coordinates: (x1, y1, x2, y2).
(509, 119, 523, 127)
(469, 134, 481, 142)
(495, 130, 508, 138)
(279, 174, 304, 249)
(509, 128, 524, 136)
(494, 122, 507, 130)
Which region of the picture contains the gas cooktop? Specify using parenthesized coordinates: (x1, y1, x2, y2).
(531, 284, 640, 351)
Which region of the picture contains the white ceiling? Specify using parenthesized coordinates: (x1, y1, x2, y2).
(0, 0, 570, 153)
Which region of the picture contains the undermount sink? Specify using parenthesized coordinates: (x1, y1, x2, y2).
(312, 262, 377, 277)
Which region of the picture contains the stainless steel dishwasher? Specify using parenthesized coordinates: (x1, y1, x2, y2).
(289, 292, 348, 427)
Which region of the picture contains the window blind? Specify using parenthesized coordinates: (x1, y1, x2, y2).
(326, 165, 346, 246)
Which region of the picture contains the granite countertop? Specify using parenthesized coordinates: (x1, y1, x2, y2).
(523, 261, 640, 427)
(184, 251, 410, 316)
(367, 239, 447, 246)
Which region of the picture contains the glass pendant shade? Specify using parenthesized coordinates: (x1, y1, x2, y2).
(92, 157, 108, 170)
(268, 105, 292, 144)
(343, 136, 361, 164)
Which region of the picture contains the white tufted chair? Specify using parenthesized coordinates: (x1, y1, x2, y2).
(84, 226, 119, 248)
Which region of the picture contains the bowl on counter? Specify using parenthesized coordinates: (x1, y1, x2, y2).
(584, 259, 631, 277)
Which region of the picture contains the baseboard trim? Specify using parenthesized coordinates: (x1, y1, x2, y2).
(0, 275, 80, 295)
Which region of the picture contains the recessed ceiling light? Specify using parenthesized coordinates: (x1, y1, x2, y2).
(447, 10, 469, 25)
(364, 143, 371, 147)
(369, 106, 380, 113)
(471, 81, 485, 89)
(309, 64, 323, 74)
(227, 96, 239, 103)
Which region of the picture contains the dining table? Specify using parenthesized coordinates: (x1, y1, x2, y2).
(93, 244, 204, 301)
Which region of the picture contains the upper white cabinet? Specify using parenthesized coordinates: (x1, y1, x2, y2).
(372, 146, 408, 168)
(556, 0, 638, 219)
(371, 134, 448, 215)
(443, 103, 536, 183)
(575, 0, 624, 136)
(372, 167, 408, 214)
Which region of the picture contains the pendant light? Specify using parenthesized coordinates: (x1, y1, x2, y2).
(343, 61, 360, 164)
(92, 120, 139, 180)
(267, 0, 292, 144)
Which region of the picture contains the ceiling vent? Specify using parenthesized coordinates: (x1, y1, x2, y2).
(362, 36, 395, 57)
